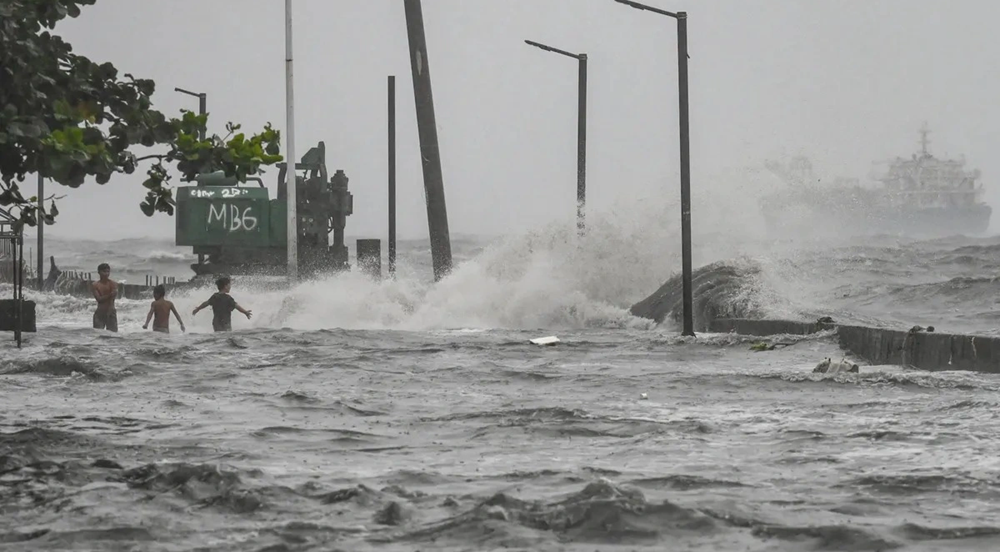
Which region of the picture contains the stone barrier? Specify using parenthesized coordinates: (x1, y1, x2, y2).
(708, 318, 1000, 374)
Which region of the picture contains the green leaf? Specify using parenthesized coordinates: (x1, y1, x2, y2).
(0, 2, 283, 225)
(7, 121, 43, 138)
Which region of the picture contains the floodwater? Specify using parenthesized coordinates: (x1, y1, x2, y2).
(3, 221, 1000, 551)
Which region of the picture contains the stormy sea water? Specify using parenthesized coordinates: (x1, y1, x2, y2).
(4, 200, 1000, 551)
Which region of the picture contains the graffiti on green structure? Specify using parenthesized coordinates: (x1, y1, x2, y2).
(208, 203, 260, 232)
(191, 188, 251, 199)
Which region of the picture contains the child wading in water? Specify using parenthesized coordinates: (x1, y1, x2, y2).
(91, 262, 118, 332)
(192, 276, 252, 332)
(143, 284, 186, 334)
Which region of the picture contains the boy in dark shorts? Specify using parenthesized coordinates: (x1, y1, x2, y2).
(143, 284, 185, 334)
(91, 262, 118, 332)
(192, 276, 252, 332)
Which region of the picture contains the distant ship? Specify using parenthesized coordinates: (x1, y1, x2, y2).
(759, 126, 991, 239)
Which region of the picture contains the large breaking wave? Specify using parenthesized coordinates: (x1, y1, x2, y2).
(8, 179, 1000, 334)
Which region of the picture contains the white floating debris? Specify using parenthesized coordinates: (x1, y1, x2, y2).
(639, 393, 649, 400)
(529, 336, 560, 346)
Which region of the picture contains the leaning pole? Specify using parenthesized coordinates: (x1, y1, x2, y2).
(403, 0, 453, 281)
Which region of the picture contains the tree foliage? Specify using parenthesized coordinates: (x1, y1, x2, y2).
(0, 0, 282, 230)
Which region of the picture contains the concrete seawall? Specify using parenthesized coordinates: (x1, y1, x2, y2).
(52, 279, 184, 301)
(1, 256, 192, 302)
(709, 318, 1000, 374)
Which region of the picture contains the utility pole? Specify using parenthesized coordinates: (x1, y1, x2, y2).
(403, 0, 453, 281)
(284, 0, 298, 281)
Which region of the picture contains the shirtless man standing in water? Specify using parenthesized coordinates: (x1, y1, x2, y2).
(92, 263, 118, 332)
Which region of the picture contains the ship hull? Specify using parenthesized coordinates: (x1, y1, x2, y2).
(762, 203, 992, 239)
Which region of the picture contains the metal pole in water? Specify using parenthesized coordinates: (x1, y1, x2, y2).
(524, 39, 587, 235)
(37, 173, 43, 290)
(577, 54, 588, 236)
(611, 1, 695, 336)
(403, 0, 453, 281)
(14, 239, 21, 347)
(676, 13, 694, 337)
(285, 0, 298, 282)
(388, 75, 397, 278)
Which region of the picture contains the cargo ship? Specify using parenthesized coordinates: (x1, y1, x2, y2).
(760, 126, 991, 239)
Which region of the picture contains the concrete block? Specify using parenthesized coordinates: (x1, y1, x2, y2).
(709, 317, 999, 373)
(708, 318, 831, 336)
(356, 239, 382, 279)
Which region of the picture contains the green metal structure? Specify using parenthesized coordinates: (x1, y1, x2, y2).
(175, 142, 353, 277)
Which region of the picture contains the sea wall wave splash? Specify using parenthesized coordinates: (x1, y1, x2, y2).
(205, 203, 688, 331)
(11, 189, 778, 332)
(13, 183, 1000, 334)
(628, 258, 794, 330)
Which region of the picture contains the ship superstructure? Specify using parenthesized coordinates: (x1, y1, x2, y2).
(760, 126, 991, 238)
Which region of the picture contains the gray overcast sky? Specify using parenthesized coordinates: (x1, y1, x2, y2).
(32, 0, 1000, 241)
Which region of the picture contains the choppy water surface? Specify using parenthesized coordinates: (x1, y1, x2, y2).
(4, 328, 1000, 551)
(4, 221, 1000, 550)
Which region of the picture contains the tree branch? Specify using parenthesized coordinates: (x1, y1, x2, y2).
(134, 154, 167, 163)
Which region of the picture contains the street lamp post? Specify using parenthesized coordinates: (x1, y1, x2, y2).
(612, 0, 694, 337)
(175, 86, 209, 267)
(524, 39, 587, 235)
(175, 87, 208, 268)
(174, 87, 207, 141)
(388, 75, 397, 279)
